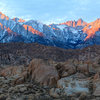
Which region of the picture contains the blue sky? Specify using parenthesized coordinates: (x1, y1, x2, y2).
(0, 0, 100, 24)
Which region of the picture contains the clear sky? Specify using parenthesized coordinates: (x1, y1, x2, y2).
(0, 0, 100, 24)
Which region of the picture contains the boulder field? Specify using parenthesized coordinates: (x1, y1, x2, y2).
(0, 57, 100, 100)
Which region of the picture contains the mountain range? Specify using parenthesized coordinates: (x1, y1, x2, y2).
(0, 12, 100, 49)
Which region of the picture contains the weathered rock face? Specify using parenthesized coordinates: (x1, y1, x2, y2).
(0, 66, 25, 77)
(55, 58, 99, 78)
(15, 59, 59, 86)
(55, 59, 77, 78)
(78, 57, 100, 76)
(27, 59, 59, 86)
(93, 80, 100, 97)
(49, 58, 100, 99)
(90, 57, 100, 74)
(93, 73, 100, 97)
(77, 61, 89, 75)
(57, 73, 89, 96)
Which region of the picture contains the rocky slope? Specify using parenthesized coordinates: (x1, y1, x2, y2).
(60, 18, 87, 27)
(1, 43, 100, 65)
(0, 43, 100, 100)
(0, 57, 100, 100)
(0, 43, 78, 65)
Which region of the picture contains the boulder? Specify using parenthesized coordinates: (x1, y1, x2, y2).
(55, 59, 76, 78)
(77, 61, 89, 75)
(0, 66, 25, 77)
(79, 92, 87, 100)
(28, 59, 59, 86)
(91, 57, 100, 74)
(57, 73, 90, 96)
(93, 73, 100, 97)
(15, 59, 59, 86)
(93, 86, 100, 97)
(49, 88, 61, 98)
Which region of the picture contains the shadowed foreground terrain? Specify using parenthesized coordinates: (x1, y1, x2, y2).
(0, 43, 79, 65)
(0, 43, 100, 100)
(1, 43, 100, 65)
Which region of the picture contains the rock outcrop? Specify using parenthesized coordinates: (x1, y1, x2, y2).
(55, 59, 77, 78)
(57, 73, 90, 96)
(0, 65, 25, 77)
(0, 44, 100, 100)
(27, 59, 59, 86)
(14, 59, 59, 86)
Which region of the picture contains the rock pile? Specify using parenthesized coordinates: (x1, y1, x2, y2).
(0, 57, 100, 100)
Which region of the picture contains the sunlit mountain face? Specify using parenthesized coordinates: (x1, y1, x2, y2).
(59, 19, 100, 41)
(0, 11, 100, 49)
(12, 18, 25, 23)
(83, 18, 100, 40)
(0, 12, 9, 20)
(0, 12, 43, 36)
(60, 19, 87, 27)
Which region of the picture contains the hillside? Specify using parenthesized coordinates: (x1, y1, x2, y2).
(0, 43, 100, 65)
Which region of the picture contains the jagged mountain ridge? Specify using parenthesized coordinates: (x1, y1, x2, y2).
(60, 18, 87, 27)
(0, 12, 100, 49)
